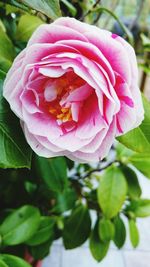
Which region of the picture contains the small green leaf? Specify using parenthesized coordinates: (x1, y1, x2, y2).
(63, 204, 91, 249)
(0, 254, 31, 267)
(129, 154, 150, 178)
(97, 165, 127, 218)
(132, 199, 150, 217)
(16, 14, 44, 42)
(0, 80, 32, 169)
(22, 0, 61, 20)
(129, 219, 139, 248)
(117, 96, 150, 154)
(98, 218, 115, 242)
(0, 205, 40, 245)
(35, 156, 68, 192)
(30, 238, 53, 260)
(0, 29, 15, 62)
(89, 222, 109, 262)
(113, 216, 126, 249)
(61, 0, 77, 16)
(52, 187, 77, 213)
(26, 216, 55, 246)
(121, 165, 141, 199)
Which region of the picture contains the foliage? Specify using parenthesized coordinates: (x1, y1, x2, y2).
(0, 0, 150, 266)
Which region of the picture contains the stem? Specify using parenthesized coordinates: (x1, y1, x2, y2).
(80, 0, 101, 21)
(81, 160, 119, 179)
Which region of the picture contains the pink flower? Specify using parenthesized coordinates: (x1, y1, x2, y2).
(3, 17, 144, 162)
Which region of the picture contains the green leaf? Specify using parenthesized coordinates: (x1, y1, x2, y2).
(63, 204, 91, 249)
(121, 165, 141, 199)
(129, 154, 150, 178)
(141, 34, 150, 48)
(0, 0, 29, 12)
(113, 216, 126, 248)
(98, 218, 115, 242)
(0, 254, 31, 267)
(0, 58, 12, 73)
(35, 156, 68, 192)
(0, 80, 32, 169)
(16, 14, 44, 42)
(129, 219, 139, 248)
(0, 29, 15, 62)
(117, 96, 150, 154)
(61, 0, 77, 16)
(22, 0, 61, 20)
(30, 238, 53, 260)
(0, 205, 40, 245)
(97, 165, 127, 218)
(26, 216, 55, 246)
(89, 222, 109, 262)
(130, 199, 150, 217)
(0, 260, 8, 267)
(52, 187, 77, 213)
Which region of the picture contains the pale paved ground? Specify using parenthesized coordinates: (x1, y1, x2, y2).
(42, 172, 150, 267)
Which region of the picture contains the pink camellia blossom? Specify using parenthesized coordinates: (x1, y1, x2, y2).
(3, 17, 144, 162)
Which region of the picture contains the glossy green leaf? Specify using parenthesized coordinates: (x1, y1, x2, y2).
(30, 238, 53, 260)
(121, 165, 141, 199)
(0, 0, 29, 11)
(97, 165, 127, 218)
(129, 154, 150, 178)
(16, 14, 44, 42)
(117, 96, 150, 154)
(0, 260, 8, 267)
(52, 187, 77, 213)
(129, 219, 139, 248)
(0, 80, 32, 168)
(35, 156, 68, 192)
(63, 204, 91, 249)
(26, 216, 55, 246)
(98, 218, 115, 242)
(113, 216, 126, 248)
(61, 0, 77, 16)
(89, 222, 109, 262)
(22, 0, 61, 20)
(0, 254, 31, 267)
(0, 29, 15, 61)
(0, 205, 40, 245)
(132, 199, 150, 217)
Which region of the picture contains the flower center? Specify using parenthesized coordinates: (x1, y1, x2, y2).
(45, 71, 85, 123)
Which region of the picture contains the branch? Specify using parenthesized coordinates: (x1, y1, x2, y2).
(80, 160, 119, 179)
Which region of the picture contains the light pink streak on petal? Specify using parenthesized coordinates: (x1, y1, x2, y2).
(23, 124, 59, 158)
(28, 24, 88, 46)
(116, 102, 137, 136)
(60, 83, 93, 106)
(84, 31, 131, 85)
(22, 109, 62, 139)
(39, 66, 66, 78)
(34, 135, 69, 154)
(20, 90, 41, 114)
(48, 130, 94, 152)
(53, 52, 119, 115)
(44, 81, 57, 102)
(66, 119, 116, 163)
(115, 36, 144, 125)
(71, 102, 82, 122)
(79, 128, 108, 153)
(75, 94, 107, 139)
(56, 39, 115, 85)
